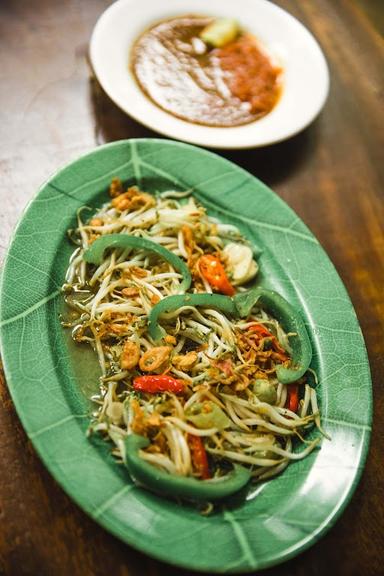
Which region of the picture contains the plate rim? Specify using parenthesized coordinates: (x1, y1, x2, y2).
(0, 138, 372, 572)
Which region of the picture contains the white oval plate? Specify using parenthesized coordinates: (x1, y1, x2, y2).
(90, 0, 330, 149)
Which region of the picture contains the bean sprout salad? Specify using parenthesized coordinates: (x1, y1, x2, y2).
(62, 179, 327, 501)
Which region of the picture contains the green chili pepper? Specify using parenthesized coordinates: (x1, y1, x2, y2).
(149, 286, 312, 384)
(148, 293, 238, 341)
(83, 234, 192, 293)
(234, 287, 312, 384)
(124, 434, 251, 502)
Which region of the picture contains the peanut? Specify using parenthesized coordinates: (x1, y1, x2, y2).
(120, 340, 140, 370)
(172, 351, 198, 372)
(109, 177, 123, 198)
(139, 346, 171, 372)
(122, 287, 139, 298)
(89, 218, 103, 227)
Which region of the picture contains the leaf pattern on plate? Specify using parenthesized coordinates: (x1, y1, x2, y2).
(0, 139, 372, 573)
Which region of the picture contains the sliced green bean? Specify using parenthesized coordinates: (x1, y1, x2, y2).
(234, 287, 312, 384)
(83, 234, 192, 293)
(124, 434, 251, 502)
(148, 292, 238, 341)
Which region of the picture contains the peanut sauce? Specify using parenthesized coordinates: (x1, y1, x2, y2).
(131, 15, 282, 127)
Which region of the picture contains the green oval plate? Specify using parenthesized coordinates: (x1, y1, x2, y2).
(0, 139, 372, 573)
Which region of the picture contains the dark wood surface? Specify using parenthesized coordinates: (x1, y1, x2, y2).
(0, 1, 383, 575)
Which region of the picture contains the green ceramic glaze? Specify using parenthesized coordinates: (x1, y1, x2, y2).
(0, 140, 372, 573)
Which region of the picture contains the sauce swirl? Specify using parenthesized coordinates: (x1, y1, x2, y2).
(131, 15, 282, 127)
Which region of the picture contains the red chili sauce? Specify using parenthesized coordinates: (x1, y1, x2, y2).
(131, 15, 282, 127)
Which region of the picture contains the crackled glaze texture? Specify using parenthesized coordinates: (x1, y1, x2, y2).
(0, 140, 372, 573)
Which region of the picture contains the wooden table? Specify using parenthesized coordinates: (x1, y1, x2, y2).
(0, 1, 383, 574)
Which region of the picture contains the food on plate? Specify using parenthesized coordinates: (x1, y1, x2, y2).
(131, 15, 282, 127)
(62, 179, 326, 503)
(200, 18, 239, 48)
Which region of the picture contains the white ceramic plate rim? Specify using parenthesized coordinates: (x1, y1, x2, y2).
(90, 0, 330, 148)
